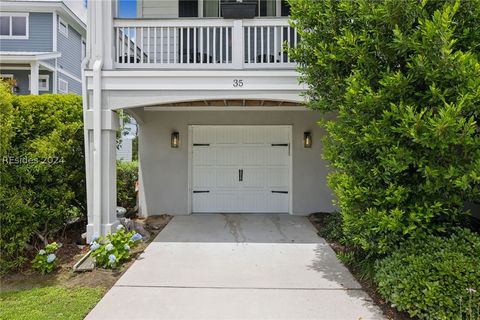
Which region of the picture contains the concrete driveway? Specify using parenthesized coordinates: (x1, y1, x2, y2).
(86, 214, 384, 320)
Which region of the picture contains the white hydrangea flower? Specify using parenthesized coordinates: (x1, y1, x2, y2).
(38, 249, 46, 255)
(46, 254, 56, 263)
(105, 243, 114, 251)
(116, 224, 124, 231)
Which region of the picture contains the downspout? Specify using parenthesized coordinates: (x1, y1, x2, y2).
(81, 30, 92, 239)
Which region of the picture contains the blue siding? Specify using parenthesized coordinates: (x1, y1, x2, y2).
(0, 13, 53, 52)
(57, 21, 82, 79)
(2, 69, 53, 95)
(58, 73, 81, 95)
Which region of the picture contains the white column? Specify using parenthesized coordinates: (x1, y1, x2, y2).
(30, 61, 39, 95)
(232, 20, 244, 69)
(85, 108, 119, 242)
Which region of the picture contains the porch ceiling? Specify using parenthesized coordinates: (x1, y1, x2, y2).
(161, 99, 302, 107)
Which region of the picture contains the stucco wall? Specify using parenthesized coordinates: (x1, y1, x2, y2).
(138, 110, 335, 216)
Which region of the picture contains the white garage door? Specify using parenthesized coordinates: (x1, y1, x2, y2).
(192, 125, 291, 213)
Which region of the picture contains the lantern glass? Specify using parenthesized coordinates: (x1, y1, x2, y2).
(303, 132, 312, 148)
(171, 131, 179, 148)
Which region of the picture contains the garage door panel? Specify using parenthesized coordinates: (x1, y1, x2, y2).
(192, 126, 290, 213)
(267, 168, 289, 188)
(216, 192, 241, 212)
(216, 127, 242, 144)
(242, 168, 266, 188)
(265, 127, 290, 144)
(192, 192, 214, 212)
(193, 147, 215, 166)
(242, 191, 267, 212)
(267, 147, 289, 166)
(243, 147, 266, 166)
(193, 127, 216, 144)
(268, 192, 289, 213)
(216, 147, 243, 166)
(215, 168, 240, 188)
(193, 167, 216, 188)
(243, 127, 266, 144)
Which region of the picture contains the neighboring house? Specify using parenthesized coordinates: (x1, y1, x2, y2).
(84, 0, 335, 241)
(0, 0, 86, 95)
(117, 120, 137, 162)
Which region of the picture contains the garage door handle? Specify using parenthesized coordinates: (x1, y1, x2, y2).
(193, 190, 210, 193)
(272, 191, 288, 194)
(239, 169, 243, 182)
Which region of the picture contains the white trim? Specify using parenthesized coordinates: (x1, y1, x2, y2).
(144, 106, 308, 111)
(39, 61, 55, 72)
(56, 68, 81, 83)
(28, 74, 50, 91)
(0, 52, 62, 62)
(188, 125, 293, 215)
(58, 77, 68, 93)
(58, 17, 68, 37)
(0, 12, 29, 39)
(52, 12, 58, 51)
(0, 1, 86, 33)
(0, 66, 29, 70)
(187, 126, 193, 215)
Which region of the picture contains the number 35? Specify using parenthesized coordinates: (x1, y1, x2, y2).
(233, 79, 244, 87)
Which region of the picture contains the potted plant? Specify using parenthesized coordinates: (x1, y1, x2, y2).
(221, 0, 257, 19)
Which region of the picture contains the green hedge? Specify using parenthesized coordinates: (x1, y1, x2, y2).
(0, 82, 85, 273)
(117, 160, 138, 211)
(374, 228, 480, 319)
(289, 0, 480, 255)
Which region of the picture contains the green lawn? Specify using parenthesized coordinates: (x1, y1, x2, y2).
(0, 286, 105, 320)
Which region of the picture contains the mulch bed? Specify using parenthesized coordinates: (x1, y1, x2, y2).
(1, 215, 172, 293)
(308, 213, 412, 320)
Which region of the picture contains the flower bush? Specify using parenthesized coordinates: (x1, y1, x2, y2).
(90, 226, 143, 269)
(31, 242, 59, 274)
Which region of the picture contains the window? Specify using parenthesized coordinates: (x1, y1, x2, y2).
(28, 75, 50, 91)
(58, 78, 68, 93)
(58, 18, 68, 37)
(0, 13, 29, 39)
(81, 39, 86, 59)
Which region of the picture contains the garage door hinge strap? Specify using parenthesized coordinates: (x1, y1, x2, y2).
(193, 190, 210, 193)
(272, 191, 288, 194)
(193, 144, 210, 146)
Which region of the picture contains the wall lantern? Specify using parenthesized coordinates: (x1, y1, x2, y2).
(303, 132, 312, 148)
(171, 131, 179, 148)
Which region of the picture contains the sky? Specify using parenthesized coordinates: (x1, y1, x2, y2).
(119, 0, 137, 18)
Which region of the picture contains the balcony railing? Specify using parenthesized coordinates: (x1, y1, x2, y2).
(113, 18, 298, 69)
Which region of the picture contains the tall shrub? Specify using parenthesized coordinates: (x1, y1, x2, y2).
(289, 0, 480, 254)
(0, 86, 85, 273)
(117, 160, 138, 211)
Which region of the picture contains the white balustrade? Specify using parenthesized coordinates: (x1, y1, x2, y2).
(113, 18, 297, 69)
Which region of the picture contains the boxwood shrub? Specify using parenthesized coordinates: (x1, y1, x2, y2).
(374, 228, 480, 319)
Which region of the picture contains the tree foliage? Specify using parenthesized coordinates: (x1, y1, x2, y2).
(289, 0, 480, 254)
(0, 83, 85, 273)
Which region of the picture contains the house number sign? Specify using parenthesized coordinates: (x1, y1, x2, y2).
(233, 79, 244, 87)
